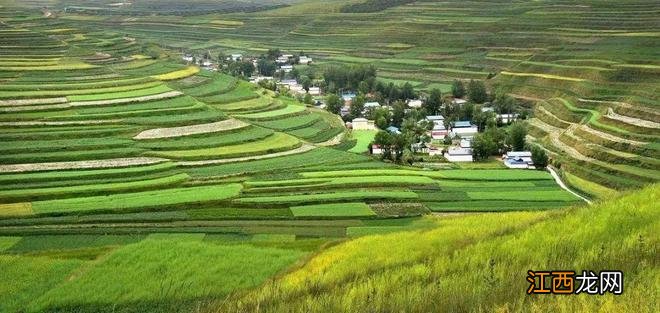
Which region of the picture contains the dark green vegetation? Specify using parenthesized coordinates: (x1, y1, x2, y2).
(0, 0, 657, 312)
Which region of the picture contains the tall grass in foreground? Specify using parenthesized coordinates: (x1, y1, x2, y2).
(214, 185, 659, 313)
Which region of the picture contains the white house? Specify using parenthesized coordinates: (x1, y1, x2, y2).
(230, 54, 242, 61)
(371, 144, 383, 155)
(182, 54, 193, 62)
(202, 60, 212, 67)
(426, 115, 445, 126)
(280, 65, 293, 73)
(407, 99, 423, 108)
(276, 56, 289, 64)
(308, 87, 321, 96)
(299, 56, 313, 64)
(498, 113, 519, 124)
(444, 139, 473, 162)
(444, 147, 473, 162)
(250, 76, 273, 83)
(364, 102, 381, 109)
(451, 121, 478, 139)
(352, 118, 377, 130)
(453, 98, 467, 106)
(430, 124, 448, 139)
(503, 151, 534, 169)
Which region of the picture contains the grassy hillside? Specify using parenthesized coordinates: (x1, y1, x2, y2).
(214, 184, 659, 313)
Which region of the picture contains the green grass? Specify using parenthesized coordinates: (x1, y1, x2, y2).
(147, 132, 301, 160)
(22, 236, 306, 312)
(348, 130, 377, 153)
(290, 202, 376, 217)
(235, 191, 418, 205)
(30, 184, 242, 215)
(217, 185, 660, 312)
(0, 173, 189, 203)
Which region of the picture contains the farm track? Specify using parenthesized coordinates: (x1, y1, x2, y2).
(0, 157, 168, 173)
(606, 108, 660, 129)
(133, 118, 249, 139)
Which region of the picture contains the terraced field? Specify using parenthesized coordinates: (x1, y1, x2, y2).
(29, 0, 657, 197)
(0, 1, 656, 312)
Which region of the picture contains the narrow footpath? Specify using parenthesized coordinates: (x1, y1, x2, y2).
(547, 166, 592, 204)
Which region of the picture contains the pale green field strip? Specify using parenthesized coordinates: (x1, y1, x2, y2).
(133, 118, 248, 139)
(290, 203, 376, 217)
(0, 81, 164, 99)
(466, 190, 581, 202)
(235, 191, 418, 205)
(236, 104, 306, 120)
(0, 173, 190, 203)
(0, 77, 153, 91)
(349, 130, 377, 153)
(245, 175, 435, 191)
(176, 144, 317, 167)
(0, 157, 168, 173)
(216, 97, 274, 112)
(499, 71, 587, 82)
(30, 183, 242, 214)
(0, 163, 177, 185)
(1, 91, 184, 112)
(255, 113, 320, 131)
(66, 84, 173, 102)
(425, 200, 580, 212)
(148, 132, 302, 160)
(301, 169, 553, 181)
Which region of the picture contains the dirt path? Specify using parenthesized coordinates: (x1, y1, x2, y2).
(177, 144, 316, 166)
(547, 166, 591, 204)
(134, 118, 249, 140)
(606, 108, 660, 129)
(0, 157, 168, 173)
(316, 131, 345, 147)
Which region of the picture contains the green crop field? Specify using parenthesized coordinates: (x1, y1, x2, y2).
(0, 0, 656, 312)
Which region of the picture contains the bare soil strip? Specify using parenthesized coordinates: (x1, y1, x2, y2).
(606, 108, 660, 129)
(0, 120, 121, 126)
(133, 118, 249, 140)
(0, 97, 68, 106)
(0, 157, 168, 173)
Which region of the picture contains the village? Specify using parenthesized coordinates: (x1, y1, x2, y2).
(181, 50, 539, 169)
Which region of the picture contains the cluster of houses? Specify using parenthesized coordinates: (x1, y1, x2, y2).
(347, 97, 531, 167)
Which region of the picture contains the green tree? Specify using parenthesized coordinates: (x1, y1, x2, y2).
(257, 58, 278, 76)
(350, 95, 366, 119)
(531, 144, 549, 169)
(303, 93, 313, 105)
(506, 122, 527, 151)
(402, 149, 414, 165)
(401, 82, 415, 100)
(300, 76, 312, 92)
(451, 80, 465, 98)
(391, 100, 406, 127)
(373, 107, 392, 129)
(467, 79, 488, 104)
(424, 88, 442, 115)
(266, 48, 280, 60)
(326, 94, 343, 115)
(472, 126, 505, 161)
(373, 130, 393, 159)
